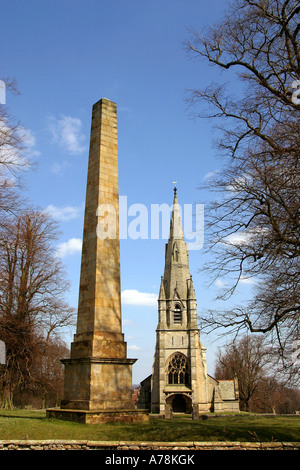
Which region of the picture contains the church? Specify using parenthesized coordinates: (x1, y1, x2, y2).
(138, 188, 239, 416)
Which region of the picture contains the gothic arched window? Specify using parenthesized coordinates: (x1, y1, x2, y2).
(167, 353, 190, 385)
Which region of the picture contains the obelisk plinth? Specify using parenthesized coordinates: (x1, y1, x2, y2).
(47, 99, 148, 423)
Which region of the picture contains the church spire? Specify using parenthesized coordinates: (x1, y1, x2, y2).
(168, 186, 185, 242)
(162, 188, 191, 301)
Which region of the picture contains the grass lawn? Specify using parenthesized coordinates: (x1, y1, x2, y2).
(0, 410, 299, 442)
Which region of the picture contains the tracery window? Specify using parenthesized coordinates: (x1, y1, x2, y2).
(167, 353, 190, 385)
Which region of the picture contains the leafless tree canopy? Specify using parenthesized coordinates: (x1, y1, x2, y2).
(0, 78, 31, 217)
(215, 335, 300, 412)
(186, 0, 300, 368)
(0, 210, 75, 408)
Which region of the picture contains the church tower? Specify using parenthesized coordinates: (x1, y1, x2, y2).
(150, 187, 210, 416)
(137, 188, 239, 415)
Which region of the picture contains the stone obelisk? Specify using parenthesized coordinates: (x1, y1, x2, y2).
(47, 99, 148, 423)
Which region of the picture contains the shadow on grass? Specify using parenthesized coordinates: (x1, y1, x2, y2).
(0, 414, 45, 420)
(0, 411, 45, 420)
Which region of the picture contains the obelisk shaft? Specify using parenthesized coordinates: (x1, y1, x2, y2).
(77, 98, 121, 335)
(70, 98, 126, 360)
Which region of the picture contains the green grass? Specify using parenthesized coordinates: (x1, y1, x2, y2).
(0, 410, 299, 442)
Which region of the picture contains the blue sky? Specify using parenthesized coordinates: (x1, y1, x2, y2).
(1, 0, 255, 383)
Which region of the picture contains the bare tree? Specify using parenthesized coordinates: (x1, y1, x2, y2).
(252, 376, 287, 413)
(30, 337, 69, 409)
(186, 0, 300, 364)
(216, 335, 300, 412)
(215, 335, 272, 411)
(0, 210, 75, 408)
(0, 77, 31, 217)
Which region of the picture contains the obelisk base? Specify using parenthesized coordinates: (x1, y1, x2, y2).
(46, 357, 149, 423)
(46, 407, 149, 424)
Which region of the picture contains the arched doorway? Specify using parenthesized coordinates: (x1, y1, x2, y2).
(166, 393, 192, 414)
(172, 394, 186, 413)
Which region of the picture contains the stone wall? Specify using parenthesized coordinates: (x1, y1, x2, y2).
(0, 440, 299, 450)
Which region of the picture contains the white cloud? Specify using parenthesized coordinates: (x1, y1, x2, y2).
(44, 204, 83, 221)
(48, 115, 87, 154)
(19, 127, 33, 147)
(0, 122, 39, 171)
(215, 278, 228, 288)
(215, 275, 257, 289)
(239, 275, 257, 285)
(56, 238, 82, 258)
(123, 318, 134, 327)
(224, 231, 251, 246)
(127, 345, 142, 351)
(203, 170, 219, 180)
(121, 289, 157, 307)
(226, 174, 251, 192)
(50, 160, 71, 175)
(19, 127, 40, 156)
(224, 226, 270, 247)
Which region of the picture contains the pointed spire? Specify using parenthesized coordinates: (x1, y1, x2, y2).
(158, 276, 166, 301)
(187, 276, 196, 300)
(169, 186, 184, 241)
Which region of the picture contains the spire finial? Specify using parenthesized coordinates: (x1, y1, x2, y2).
(173, 181, 177, 195)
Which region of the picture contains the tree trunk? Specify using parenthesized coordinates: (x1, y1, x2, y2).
(0, 384, 14, 409)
